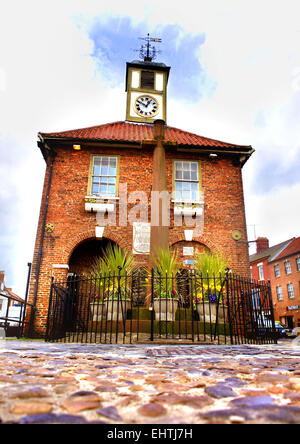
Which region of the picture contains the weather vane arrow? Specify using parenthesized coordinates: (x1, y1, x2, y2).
(135, 33, 162, 62)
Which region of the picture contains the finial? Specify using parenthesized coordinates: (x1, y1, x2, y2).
(137, 33, 162, 62)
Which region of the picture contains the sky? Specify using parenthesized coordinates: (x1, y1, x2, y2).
(0, 0, 300, 295)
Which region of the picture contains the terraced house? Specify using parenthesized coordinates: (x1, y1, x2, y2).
(250, 236, 300, 329)
(269, 237, 300, 329)
(27, 38, 254, 336)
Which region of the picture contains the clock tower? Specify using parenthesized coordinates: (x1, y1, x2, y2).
(125, 34, 170, 123)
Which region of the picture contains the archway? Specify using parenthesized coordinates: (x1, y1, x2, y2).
(170, 240, 211, 308)
(170, 240, 210, 267)
(68, 237, 118, 275)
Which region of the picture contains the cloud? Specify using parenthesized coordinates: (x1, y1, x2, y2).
(252, 153, 300, 193)
(80, 16, 212, 102)
(245, 183, 300, 248)
(247, 91, 300, 191)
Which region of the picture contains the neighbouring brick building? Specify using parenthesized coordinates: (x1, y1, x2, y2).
(27, 42, 254, 335)
(269, 237, 300, 329)
(250, 236, 300, 329)
(250, 237, 293, 283)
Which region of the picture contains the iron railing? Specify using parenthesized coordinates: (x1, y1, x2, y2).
(45, 269, 278, 345)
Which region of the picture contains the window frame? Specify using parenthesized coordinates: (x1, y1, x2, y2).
(141, 70, 155, 90)
(130, 68, 166, 92)
(274, 264, 280, 278)
(88, 155, 120, 198)
(173, 160, 201, 203)
(257, 263, 264, 281)
(296, 257, 300, 272)
(276, 286, 283, 301)
(287, 283, 295, 299)
(285, 260, 292, 275)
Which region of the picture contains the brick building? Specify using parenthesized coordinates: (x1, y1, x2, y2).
(27, 45, 254, 335)
(269, 237, 300, 329)
(250, 236, 300, 329)
(250, 237, 292, 283)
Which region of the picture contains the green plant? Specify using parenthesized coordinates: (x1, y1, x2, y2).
(194, 251, 229, 276)
(151, 248, 181, 299)
(153, 289, 178, 299)
(89, 244, 136, 299)
(193, 251, 230, 306)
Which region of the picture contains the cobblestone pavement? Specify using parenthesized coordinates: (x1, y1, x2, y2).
(0, 339, 300, 424)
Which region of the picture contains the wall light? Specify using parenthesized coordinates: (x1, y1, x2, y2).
(73, 145, 81, 150)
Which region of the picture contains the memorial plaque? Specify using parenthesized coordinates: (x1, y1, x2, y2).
(183, 247, 194, 256)
(133, 222, 150, 254)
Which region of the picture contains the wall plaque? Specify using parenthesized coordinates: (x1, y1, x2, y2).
(133, 222, 150, 254)
(183, 247, 194, 256)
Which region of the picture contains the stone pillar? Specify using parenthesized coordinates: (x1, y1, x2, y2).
(150, 119, 169, 256)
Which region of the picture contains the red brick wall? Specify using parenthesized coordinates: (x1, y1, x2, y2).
(27, 143, 250, 335)
(270, 254, 300, 327)
(250, 257, 271, 282)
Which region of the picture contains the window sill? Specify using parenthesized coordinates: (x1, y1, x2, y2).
(85, 195, 119, 201)
(173, 201, 204, 217)
(84, 196, 117, 213)
(171, 200, 204, 205)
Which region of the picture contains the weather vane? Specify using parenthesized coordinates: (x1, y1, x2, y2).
(136, 33, 162, 62)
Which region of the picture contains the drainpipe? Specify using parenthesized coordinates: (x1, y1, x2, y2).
(28, 141, 56, 336)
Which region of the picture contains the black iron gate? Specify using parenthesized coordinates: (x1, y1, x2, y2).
(45, 270, 278, 344)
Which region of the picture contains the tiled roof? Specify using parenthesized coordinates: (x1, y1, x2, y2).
(5, 288, 24, 303)
(40, 121, 252, 150)
(269, 236, 300, 262)
(0, 287, 24, 303)
(249, 239, 294, 263)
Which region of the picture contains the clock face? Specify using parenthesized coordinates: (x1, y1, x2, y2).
(135, 95, 159, 117)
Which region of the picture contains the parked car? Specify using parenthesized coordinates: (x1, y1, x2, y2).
(274, 321, 287, 337)
(285, 327, 298, 338)
(274, 321, 297, 338)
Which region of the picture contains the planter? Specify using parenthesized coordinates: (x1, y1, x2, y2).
(153, 298, 178, 322)
(196, 302, 227, 323)
(90, 302, 106, 322)
(104, 298, 130, 321)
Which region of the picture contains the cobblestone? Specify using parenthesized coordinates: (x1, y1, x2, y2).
(0, 339, 300, 424)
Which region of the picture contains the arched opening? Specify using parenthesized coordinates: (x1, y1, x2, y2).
(68, 237, 117, 275)
(68, 237, 148, 306)
(170, 240, 211, 309)
(170, 240, 210, 267)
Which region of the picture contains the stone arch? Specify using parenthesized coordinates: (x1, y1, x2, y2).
(68, 236, 122, 275)
(169, 233, 216, 253)
(170, 240, 211, 263)
(65, 227, 130, 265)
